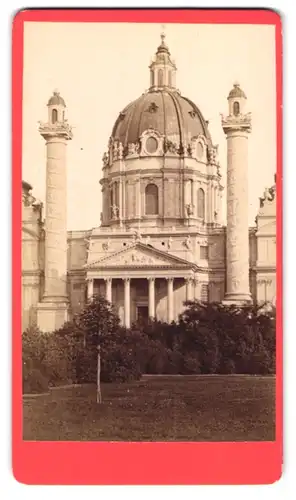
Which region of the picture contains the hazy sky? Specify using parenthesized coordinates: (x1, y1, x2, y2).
(22, 22, 276, 230)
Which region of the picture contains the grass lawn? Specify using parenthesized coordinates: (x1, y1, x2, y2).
(23, 375, 276, 442)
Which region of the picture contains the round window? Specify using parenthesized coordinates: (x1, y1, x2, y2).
(196, 142, 204, 158)
(146, 136, 158, 154)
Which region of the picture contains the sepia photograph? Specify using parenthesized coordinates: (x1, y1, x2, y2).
(21, 18, 277, 444)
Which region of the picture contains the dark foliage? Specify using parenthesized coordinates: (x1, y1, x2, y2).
(22, 297, 276, 393)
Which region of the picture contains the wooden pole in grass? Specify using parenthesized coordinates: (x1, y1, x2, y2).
(97, 345, 102, 403)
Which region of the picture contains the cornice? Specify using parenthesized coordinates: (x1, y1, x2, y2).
(253, 265, 276, 272)
(67, 269, 87, 276)
(106, 167, 215, 182)
(22, 269, 43, 277)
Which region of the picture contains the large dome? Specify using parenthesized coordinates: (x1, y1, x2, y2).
(100, 35, 222, 231)
(111, 89, 212, 147)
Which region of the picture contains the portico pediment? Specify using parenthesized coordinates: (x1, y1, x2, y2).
(86, 242, 197, 270)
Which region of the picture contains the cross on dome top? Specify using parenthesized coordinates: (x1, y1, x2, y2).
(156, 27, 170, 55)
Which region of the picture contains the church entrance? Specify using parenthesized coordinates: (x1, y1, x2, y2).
(136, 305, 149, 323)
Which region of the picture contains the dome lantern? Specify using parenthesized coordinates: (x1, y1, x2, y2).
(227, 82, 247, 116)
(47, 89, 67, 125)
(149, 32, 177, 90)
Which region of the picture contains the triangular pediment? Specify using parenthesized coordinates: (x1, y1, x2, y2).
(256, 218, 276, 236)
(86, 242, 197, 270)
(22, 226, 39, 240)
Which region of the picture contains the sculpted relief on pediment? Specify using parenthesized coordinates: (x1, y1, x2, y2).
(116, 251, 155, 266)
(99, 249, 170, 267)
(86, 242, 196, 270)
(90, 243, 193, 269)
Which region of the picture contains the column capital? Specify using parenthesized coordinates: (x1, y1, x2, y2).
(166, 276, 174, 283)
(104, 277, 112, 283)
(123, 277, 131, 284)
(147, 277, 155, 283)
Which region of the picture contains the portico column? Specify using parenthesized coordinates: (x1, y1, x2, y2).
(148, 277, 156, 319)
(105, 278, 112, 303)
(167, 277, 174, 323)
(124, 278, 131, 329)
(193, 278, 199, 300)
(87, 278, 94, 301)
(186, 277, 194, 302)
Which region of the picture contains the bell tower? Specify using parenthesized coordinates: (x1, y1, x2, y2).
(222, 82, 252, 304)
(36, 90, 73, 332)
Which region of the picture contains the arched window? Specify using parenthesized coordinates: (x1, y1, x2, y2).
(168, 71, 172, 87)
(150, 70, 155, 87)
(113, 181, 118, 206)
(52, 108, 58, 124)
(158, 69, 164, 87)
(197, 188, 205, 219)
(196, 142, 204, 159)
(233, 101, 240, 116)
(145, 183, 159, 215)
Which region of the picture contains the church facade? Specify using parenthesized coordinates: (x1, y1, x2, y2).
(22, 35, 276, 333)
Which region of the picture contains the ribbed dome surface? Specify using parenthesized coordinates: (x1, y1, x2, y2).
(47, 91, 66, 107)
(228, 83, 246, 100)
(22, 180, 32, 193)
(111, 89, 212, 147)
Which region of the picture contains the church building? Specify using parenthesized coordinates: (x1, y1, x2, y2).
(22, 34, 276, 333)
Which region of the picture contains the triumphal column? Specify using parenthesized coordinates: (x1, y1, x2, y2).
(222, 83, 252, 304)
(36, 90, 73, 332)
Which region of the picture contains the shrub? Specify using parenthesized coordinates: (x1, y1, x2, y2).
(22, 326, 81, 393)
(101, 343, 142, 383)
(240, 347, 273, 375)
(219, 358, 236, 374)
(22, 327, 51, 393)
(144, 340, 170, 374)
(23, 367, 49, 394)
(182, 353, 201, 374)
(165, 350, 184, 374)
(22, 300, 276, 393)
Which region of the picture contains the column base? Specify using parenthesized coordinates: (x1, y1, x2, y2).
(222, 292, 252, 306)
(36, 301, 69, 333)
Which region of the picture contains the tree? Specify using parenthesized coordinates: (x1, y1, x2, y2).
(77, 295, 121, 347)
(75, 295, 142, 383)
